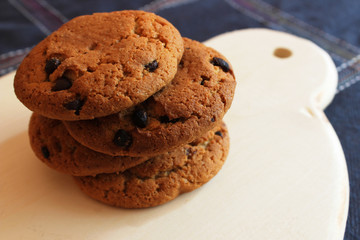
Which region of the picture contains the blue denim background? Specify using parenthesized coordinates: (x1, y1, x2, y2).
(1, 0, 359, 239)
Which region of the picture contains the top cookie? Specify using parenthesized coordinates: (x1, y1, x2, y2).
(64, 38, 236, 157)
(14, 10, 184, 120)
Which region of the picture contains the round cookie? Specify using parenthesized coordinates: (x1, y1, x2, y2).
(29, 113, 148, 176)
(73, 122, 229, 208)
(64, 38, 236, 156)
(15, 10, 184, 120)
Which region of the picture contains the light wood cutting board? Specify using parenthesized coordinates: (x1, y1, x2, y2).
(0, 29, 349, 240)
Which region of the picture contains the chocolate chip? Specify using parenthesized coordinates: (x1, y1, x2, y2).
(41, 146, 50, 159)
(211, 57, 230, 72)
(113, 130, 132, 147)
(211, 117, 215, 122)
(144, 60, 158, 72)
(51, 77, 72, 91)
(64, 99, 85, 115)
(45, 58, 61, 74)
(132, 109, 148, 128)
(215, 131, 223, 137)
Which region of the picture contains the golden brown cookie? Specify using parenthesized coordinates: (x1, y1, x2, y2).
(15, 11, 184, 120)
(29, 113, 148, 176)
(73, 122, 229, 208)
(64, 38, 236, 156)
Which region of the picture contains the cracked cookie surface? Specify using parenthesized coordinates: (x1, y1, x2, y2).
(64, 38, 236, 156)
(73, 122, 229, 208)
(14, 10, 184, 120)
(29, 113, 149, 176)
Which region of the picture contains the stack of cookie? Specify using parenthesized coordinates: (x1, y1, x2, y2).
(14, 11, 236, 208)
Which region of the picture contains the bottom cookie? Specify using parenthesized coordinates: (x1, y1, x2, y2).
(73, 122, 229, 208)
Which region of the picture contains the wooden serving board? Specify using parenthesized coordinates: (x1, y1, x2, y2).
(0, 29, 349, 239)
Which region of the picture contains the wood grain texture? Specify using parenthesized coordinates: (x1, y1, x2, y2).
(0, 29, 349, 240)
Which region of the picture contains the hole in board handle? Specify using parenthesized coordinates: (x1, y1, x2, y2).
(274, 48, 292, 58)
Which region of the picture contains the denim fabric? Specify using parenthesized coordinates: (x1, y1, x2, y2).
(326, 83, 360, 240)
(0, 0, 359, 238)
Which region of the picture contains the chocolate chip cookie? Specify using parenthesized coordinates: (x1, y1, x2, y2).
(64, 38, 236, 156)
(15, 10, 184, 120)
(29, 113, 149, 176)
(73, 122, 229, 208)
